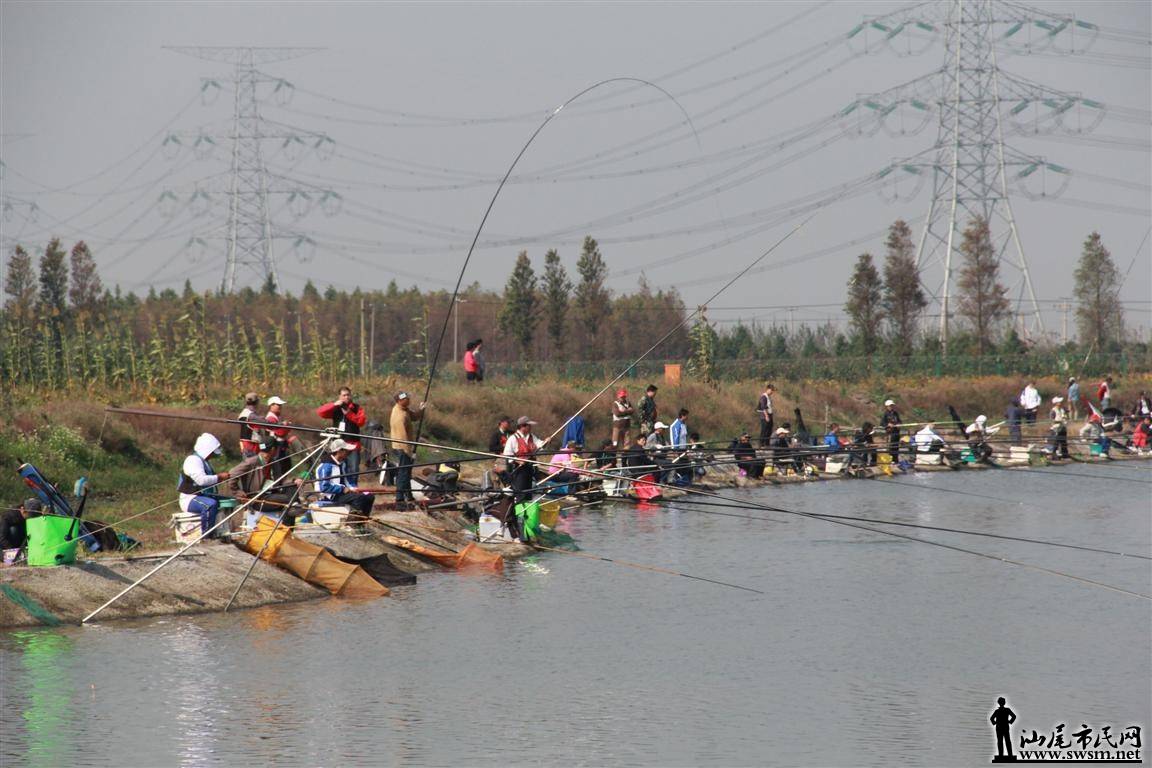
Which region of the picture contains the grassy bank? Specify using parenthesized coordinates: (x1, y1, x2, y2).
(4, 371, 1149, 548)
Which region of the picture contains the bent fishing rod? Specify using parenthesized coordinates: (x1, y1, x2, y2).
(415, 76, 706, 450)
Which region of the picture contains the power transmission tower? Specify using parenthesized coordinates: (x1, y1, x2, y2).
(847, 1, 1115, 351)
(913, 0, 1041, 352)
(165, 46, 322, 293)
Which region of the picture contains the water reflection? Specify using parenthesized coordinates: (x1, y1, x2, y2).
(8, 630, 75, 768)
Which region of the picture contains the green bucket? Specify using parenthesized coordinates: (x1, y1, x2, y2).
(514, 501, 541, 541)
(25, 516, 79, 567)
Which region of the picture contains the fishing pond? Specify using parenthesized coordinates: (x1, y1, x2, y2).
(2, 463, 1150, 767)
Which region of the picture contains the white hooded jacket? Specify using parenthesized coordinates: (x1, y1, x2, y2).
(179, 433, 223, 512)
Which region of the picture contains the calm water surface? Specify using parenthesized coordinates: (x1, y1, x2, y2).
(2, 464, 1150, 767)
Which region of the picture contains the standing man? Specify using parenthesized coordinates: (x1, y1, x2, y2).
(316, 386, 367, 476)
(611, 388, 634, 448)
(1005, 398, 1024, 446)
(670, 409, 689, 451)
(178, 433, 231, 536)
(1067, 377, 1081, 420)
(389, 391, 426, 508)
(638, 384, 659, 438)
(316, 439, 375, 523)
(880, 399, 903, 461)
(1098, 375, 1113, 410)
(238, 391, 261, 457)
(1020, 380, 1041, 425)
(264, 396, 302, 479)
(756, 383, 775, 448)
(1048, 396, 1070, 459)
(472, 339, 486, 383)
(990, 697, 1016, 761)
(503, 416, 546, 505)
(488, 415, 513, 485)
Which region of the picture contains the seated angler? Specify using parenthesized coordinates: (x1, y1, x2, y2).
(965, 415, 997, 462)
(545, 443, 586, 486)
(730, 432, 765, 479)
(914, 422, 947, 454)
(316, 439, 376, 523)
(623, 433, 655, 478)
(0, 498, 42, 554)
(1078, 413, 1111, 458)
(849, 421, 877, 468)
(771, 424, 802, 474)
(227, 438, 306, 526)
(179, 434, 232, 537)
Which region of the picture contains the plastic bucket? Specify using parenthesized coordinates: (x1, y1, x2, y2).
(25, 515, 79, 567)
(538, 501, 561, 529)
(172, 511, 202, 543)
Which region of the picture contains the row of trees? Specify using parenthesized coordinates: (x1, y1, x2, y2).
(1, 235, 689, 391)
(844, 219, 1127, 355)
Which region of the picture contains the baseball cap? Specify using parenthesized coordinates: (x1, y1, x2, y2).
(328, 438, 353, 452)
(22, 498, 43, 513)
(395, 391, 410, 401)
(1052, 396, 1064, 403)
(884, 399, 895, 406)
(516, 416, 536, 427)
(616, 388, 628, 397)
(653, 421, 669, 430)
(267, 396, 287, 406)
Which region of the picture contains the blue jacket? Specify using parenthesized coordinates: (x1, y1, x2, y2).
(562, 416, 586, 448)
(316, 457, 355, 498)
(670, 418, 688, 449)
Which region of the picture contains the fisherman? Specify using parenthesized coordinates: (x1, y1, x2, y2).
(756, 382, 775, 448)
(503, 416, 545, 503)
(730, 433, 765, 479)
(594, 438, 618, 470)
(228, 438, 306, 525)
(622, 433, 654, 477)
(1098, 375, 1113, 409)
(849, 421, 877, 468)
(771, 425, 801, 474)
(390, 391, 427, 509)
(645, 421, 670, 452)
(316, 386, 367, 476)
(487, 415, 513, 487)
(238, 391, 261, 457)
(545, 443, 585, 486)
(965, 415, 996, 462)
(1067, 377, 1081, 420)
(1048, 396, 1070, 459)
(914, 422, 947, 453)
(611, 388, 634, 447)
(178, 433, 231, 536)
(1079, 413, 1110, 458)
(463, 340, 479, 383)
(1132, 414, 1151, 453)
(638, 384, 659, 437)
(0, 498, 42, 553)
(823, 424, 843, 451)
(360, 421, 389, 472)
(316, 439, 375, 522)
(1020, 380, 1042, 425)
(264, 396, 303, 479)
(670, 409, 689, 451)
(1132, 390, 1151, 419)
(561, 414, 586, 452)
(880, 399, 902, 461)
(1005, 398, 1023, 446)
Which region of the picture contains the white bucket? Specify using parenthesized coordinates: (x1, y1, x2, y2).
(824, 461, 845, 474)
(308, 505, 351, 530)
(915, 453, 943, 466)
(478, 513, 514, 543)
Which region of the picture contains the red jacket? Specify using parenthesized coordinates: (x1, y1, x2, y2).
(316, 400, 367, 448)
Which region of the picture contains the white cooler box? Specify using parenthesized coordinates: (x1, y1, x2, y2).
(478, 513, 515, 543)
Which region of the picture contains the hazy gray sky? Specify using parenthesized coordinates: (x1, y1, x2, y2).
(2, 1, 1149, 340)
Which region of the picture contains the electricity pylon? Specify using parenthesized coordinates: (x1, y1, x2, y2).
(165, 46, 321, 292)
(846, 0, 1113, 350)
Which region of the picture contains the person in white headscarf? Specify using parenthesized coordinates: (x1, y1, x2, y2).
(178, 433, 231, 535)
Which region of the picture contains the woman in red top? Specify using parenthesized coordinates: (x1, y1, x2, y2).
(463, 341, 479, 383)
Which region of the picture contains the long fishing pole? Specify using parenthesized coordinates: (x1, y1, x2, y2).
(415, 76, 704, 450)
(104, 408, 1152, 599)
(82, 443, 328, 624)
(656, 495, 1151, 560)
(546, 212, 816, 446)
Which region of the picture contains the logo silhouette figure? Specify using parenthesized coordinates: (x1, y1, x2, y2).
(990, 696, 1017, 762)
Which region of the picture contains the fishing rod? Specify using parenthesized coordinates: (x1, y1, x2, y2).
(82, 443, 329, 624)
(415, 76, 705, 450)
(546, 212, 816, 447)
(105, 407, 1152, 598)
(654, 495, 1152, 560)
(224, 442, 334, 612)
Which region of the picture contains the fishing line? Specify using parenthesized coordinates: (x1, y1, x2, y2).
(104, 409, 1152, 599)
(657, 496, 1151, 560)
(414, 76, 708, 450)
(529, 543, 764, 595)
